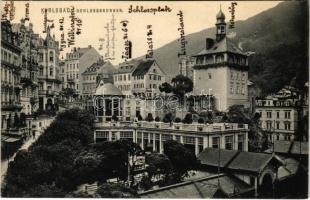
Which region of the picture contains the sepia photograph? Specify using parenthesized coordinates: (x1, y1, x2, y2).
(0, 0, 308, 198)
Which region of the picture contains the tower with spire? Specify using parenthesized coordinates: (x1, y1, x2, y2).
(192, 8, 250, 111)
(215, 6, 226, 41)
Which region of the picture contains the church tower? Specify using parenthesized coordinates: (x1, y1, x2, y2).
(192, 8, 250, 111)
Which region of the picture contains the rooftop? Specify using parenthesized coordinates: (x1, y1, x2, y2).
(198, 148, 282, 174)
(94, 81, 123, 96)
(194, 37, 247, 57)
(139, 174, 253, 198)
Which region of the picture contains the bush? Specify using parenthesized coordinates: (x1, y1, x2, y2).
(145, 113, 154, 122)
(174, 117, 181, 123)
(198, 118, 204, 124)
(182, 113, 193, 124)
(137, 114, 143, 121)
(155, 116, 160, 122)
(162, 113, 173, 123)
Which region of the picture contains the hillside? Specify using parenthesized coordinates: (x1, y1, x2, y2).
(147, 1, 308, 94)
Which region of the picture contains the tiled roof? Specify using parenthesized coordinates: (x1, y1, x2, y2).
(197, 148, 239, 167)
(274, 141, 308, 155)
(228, 151, 274, 173)
(139, 174, 253, 198)
(132, 59, 155, 76)
(198, 148, 281, 174)
(115, 59, 142, 74)
(194, 37, 246, 56)
(82, 60, 115, 75)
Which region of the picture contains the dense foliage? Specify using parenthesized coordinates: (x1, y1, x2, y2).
(163, 140, 198, 182)
(2, 109, 142, 197)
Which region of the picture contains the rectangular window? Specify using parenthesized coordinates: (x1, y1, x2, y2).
(212, 137, 220, 149)
(238, 135, 244, 151)
(267, 111, 272, 118)
(225, 136, 233, 150)
(276, 122, 280, 129)
(208, 73, 212, 79)
(276, 111, 280, 119)
(284, 122, 291, 130)
(285, 111, 291, 119)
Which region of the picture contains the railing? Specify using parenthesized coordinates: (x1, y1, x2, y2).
(95, 121, 249, 132)
(39, 90, 56, 96)
(1, 102, 23, 111)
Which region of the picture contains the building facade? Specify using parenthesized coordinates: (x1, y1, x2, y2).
(1, 20, 28, 138)
(113, 59, 166, 120)
(256, 87, 300, 142)
(63, 46, 101, 97)
(192, 9, 249, 111)
(94, 121, 249, 155)
(37, 26, 62, 111)
(82, 59, 115, 98)
(179, 55, 195, 80)
(12, 20, 39, 115)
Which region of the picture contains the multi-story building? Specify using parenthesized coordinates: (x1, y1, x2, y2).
(1, 20, 26, 135)
(81, 58, 115, 99)
(192, 9, 249, 111)
(63, 46, 101, 97)
(12, 20, 39, 115)
(113, 59, 166, 120)
(93, 61, 249, 156)
(37, 26, 62, 111)
(256, 86, 300, 142)
(94, 121, 249, 155)
(179, 55, 195, 80)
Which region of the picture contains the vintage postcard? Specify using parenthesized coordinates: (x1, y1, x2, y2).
(1, 0, 308, 198)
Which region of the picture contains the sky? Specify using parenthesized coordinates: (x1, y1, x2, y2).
(6, 1, 281, 65)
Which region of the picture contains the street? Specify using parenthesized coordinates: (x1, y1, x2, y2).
(1, 129, 44, 184)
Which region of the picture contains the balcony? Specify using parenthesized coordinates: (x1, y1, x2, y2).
(94, 121, 249, 133)
(39, 90, 56, 96)
(67, 78, 75, 83)
(1, 102, 23, 111)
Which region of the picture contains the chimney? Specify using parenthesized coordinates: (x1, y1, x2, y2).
(206, 38, 214, 49)
(88, 45, 92, 48)
(73, 47, 77, 52)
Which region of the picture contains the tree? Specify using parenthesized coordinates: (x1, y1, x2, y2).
(159, 82, 173, 94)
(145, 113, 154, 122)
(226, 105, 267, 152)
(137, 114, 143, 121)
(91, 140, 142, 182)
(174, 117, 181, 123)
(162, 113, 173, 123)
(171, 75, 193, 101)
(155, 116, 160, 122)
(163, 140, 197, 182)
(145, 153, 173, 182)
(96, 183, 137, 198)
(182, 113, 193, 124)
(198, 118, 204, 124)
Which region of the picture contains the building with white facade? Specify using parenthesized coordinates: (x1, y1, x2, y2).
(63, 46, 101, 97)
(113, 59, 166, 120)
(255, 86, 300, 142)
(93, 80, 249, 155)
(192, 9, 249, 111)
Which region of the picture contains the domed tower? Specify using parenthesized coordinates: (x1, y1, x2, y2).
(192, 7, 249, 111)
(216, 7, 226, 41)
